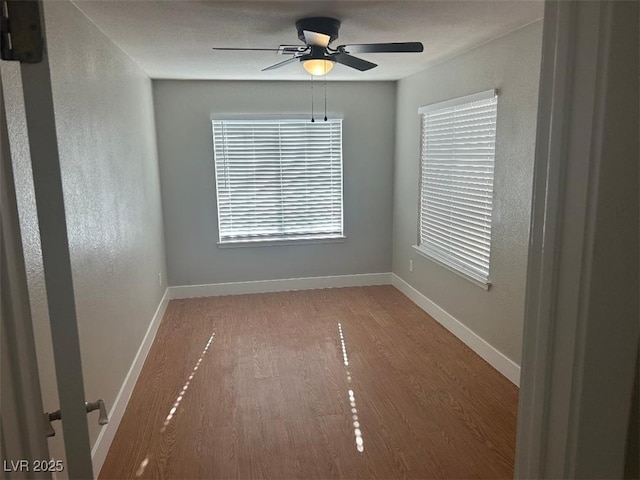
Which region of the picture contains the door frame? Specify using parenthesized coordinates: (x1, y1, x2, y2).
(515, 1, 639, 477)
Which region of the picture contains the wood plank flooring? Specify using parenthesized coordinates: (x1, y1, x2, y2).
(99, 286, 518, 479)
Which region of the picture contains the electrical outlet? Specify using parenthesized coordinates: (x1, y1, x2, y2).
(409, 260, 414, 273)
(158, 272, 162, 286)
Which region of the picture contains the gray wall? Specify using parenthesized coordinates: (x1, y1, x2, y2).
(153, 80, 395, 286)
(2, 0, 167, 462)
(392, 21, 543, 365)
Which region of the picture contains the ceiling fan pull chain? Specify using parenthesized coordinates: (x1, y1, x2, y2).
(311, 74, 315, 122)
(324, 74, 328, 122)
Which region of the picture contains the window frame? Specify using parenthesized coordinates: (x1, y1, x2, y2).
(212, 116, 345, 247)
(413, 89, 498, 289)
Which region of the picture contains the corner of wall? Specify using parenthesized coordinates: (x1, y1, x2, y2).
(391, 274, 520, 385)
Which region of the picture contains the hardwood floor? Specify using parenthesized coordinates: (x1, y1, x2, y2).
(100, 286, 518, 479)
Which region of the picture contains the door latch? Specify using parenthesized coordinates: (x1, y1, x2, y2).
(44, 399, 109, 438)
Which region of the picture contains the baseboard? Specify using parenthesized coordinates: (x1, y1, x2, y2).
(391, 274, 521, 386)
(169, 272, 392, 299)
(91, 288, 170, 476)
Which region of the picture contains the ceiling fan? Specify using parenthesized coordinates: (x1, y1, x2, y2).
(211, 17, 424, 75)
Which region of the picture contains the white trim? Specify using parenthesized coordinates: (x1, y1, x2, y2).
(169, 273, 392, 299)
(217, 235, 346, 248)
(418, 88, 497, 114)
(412, 245, 491, 290)
(391, 273, 520, 386)
(92, 288, 170, 476)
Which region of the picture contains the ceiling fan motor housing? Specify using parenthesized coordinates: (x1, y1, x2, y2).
(296, 17, 341, 44)
(301, 45, 331, 61)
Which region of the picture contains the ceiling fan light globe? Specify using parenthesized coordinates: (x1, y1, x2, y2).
(303, 59, 334, 76)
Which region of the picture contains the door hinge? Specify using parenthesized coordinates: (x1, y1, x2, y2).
(0, 0, 43, 63)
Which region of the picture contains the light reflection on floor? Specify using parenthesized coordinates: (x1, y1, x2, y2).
(135, 457, 149, 477)
(338, 322, 349, 366)
(337, 322, 364, 453)
(159, 332, 215, 433)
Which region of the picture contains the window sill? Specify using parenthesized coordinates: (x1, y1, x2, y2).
(412, 245, 491, 291)
(218, 236, 346, 249)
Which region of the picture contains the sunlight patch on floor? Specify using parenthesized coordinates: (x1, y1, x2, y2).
(338, 322, 364, 453)
(160, 332, 215, 432)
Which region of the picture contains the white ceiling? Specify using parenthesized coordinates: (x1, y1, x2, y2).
(72, 0, 544, 81)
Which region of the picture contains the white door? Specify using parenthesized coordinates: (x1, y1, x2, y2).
(1, 1, 93, 478)
(1, 60, 51, 480)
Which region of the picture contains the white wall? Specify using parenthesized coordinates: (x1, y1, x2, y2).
(153, 80, 395, 286)
(392, 21, 543, 365)
(2, 0, 167, 467)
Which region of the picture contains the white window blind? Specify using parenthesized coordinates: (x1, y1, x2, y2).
(417, 89, 498, 285)
(212, 118, 343, 244)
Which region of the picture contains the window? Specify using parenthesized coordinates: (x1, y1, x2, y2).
(212, 118, 343, 244)
(415, 89, 498, 287)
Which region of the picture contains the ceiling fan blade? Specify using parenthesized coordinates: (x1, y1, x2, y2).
(261, 57, 299, 71)
(331, 52, 377, 71)
(212, 47, 281, 52)
(303, 30, 331, 47)
(338, 42, 424, 54)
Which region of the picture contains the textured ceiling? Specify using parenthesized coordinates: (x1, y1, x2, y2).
(72, 0, 544, 81)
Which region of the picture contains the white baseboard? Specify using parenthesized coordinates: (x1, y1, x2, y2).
(91, 288, 170, 476)
(391, 274, 521, 386)
(169, 273, 392, 299)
